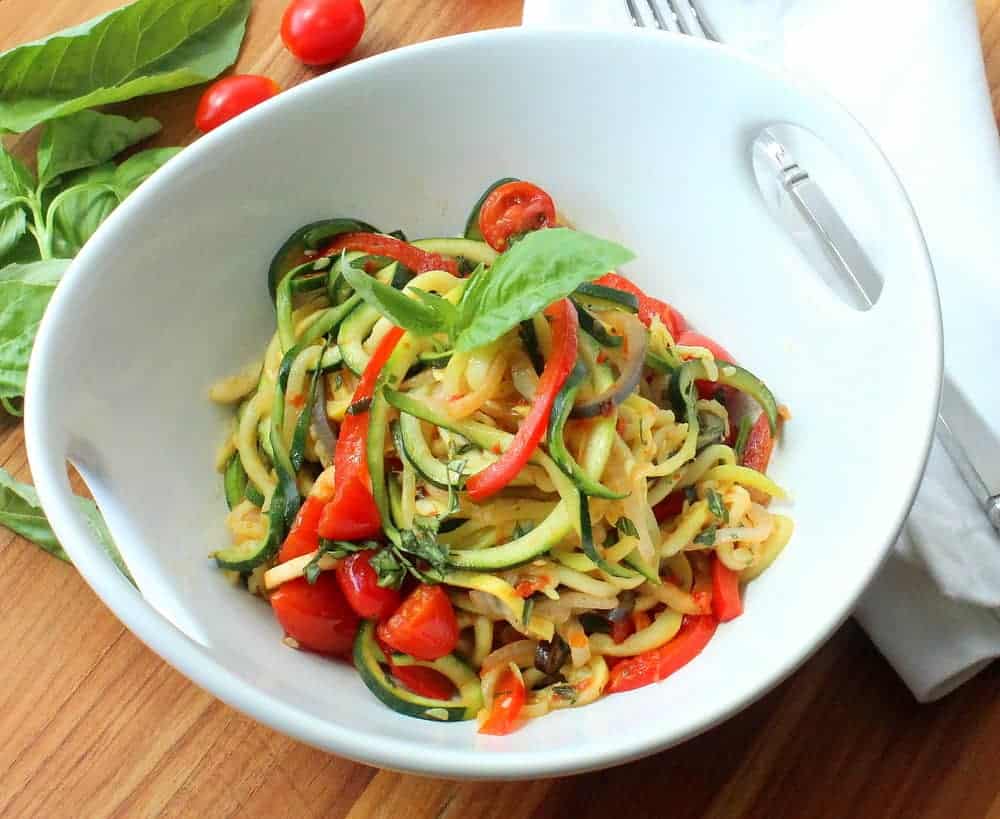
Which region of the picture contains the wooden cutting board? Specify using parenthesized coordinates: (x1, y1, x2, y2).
(1, 2, 998, 817)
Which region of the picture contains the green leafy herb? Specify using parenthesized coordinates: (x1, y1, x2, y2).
(693, 526, 718, 546)
(341, 256, 455, 337)
(706, 489, 728, 523)
(345, 228, 634, 353)
(0, 259, 68, 404)
(0, 467, 132, 581)
(371, 515, 452, 588)
(551, 683, 578, 704)
(454, 229, 634, 351)
(734, 414, 753, 461)
(0, 0, 252, 133)
(304, 539, 375, 584)
(37, 111, 161, 189)
(615, 516, 640, 539)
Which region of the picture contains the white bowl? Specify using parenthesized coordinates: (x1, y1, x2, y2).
(25, 28, 940, 779)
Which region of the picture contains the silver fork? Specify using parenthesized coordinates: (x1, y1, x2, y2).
(627, 0, 1000, 534)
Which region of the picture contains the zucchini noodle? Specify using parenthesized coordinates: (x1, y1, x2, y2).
(209, 187, 794, 736)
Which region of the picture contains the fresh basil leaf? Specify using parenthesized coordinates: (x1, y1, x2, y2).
(0, 467, 132, 581)
(112, 147, 182, 195)
(734, 414, 753, 461)
(0, 230, 40, 269)
(410, 288, 459, 332)
(0, 467, 68, 561)
(0, 206, 27, 261)
(454, 228, 634, 352)
(341, 258, 449, 337)
(49, 164, 118, 258)
(0, 260, 67, 401)
(37, 111, 161, 189)
(615, 516, 640, 538)
(693, 525, 717, 546)
(706, 488, 728, 523)
(0, 146, 34, 200)
(371, 547, 406, 590)
(0, 0, 252, 133)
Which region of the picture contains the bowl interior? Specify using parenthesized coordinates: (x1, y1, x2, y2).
(25, 29, 939, 778)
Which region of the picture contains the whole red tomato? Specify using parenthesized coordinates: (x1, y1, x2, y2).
(194, 75, 280, 133)
(281, 0, 366, 67)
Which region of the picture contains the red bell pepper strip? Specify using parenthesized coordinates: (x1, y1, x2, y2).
(478, 666, 526, 735)
(321, 232, 459, 276)
(595, 272, 687, 338)
(465, 298, 578, 501)
(606, 615, 718, 693)
(318, 325, 405, 541)
(741, 412, 774, 473)
(711, 556, 743, 622)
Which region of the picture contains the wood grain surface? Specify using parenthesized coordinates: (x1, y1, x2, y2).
(2, 2, 999, 817)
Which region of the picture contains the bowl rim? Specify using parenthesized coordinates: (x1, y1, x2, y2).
(24, 25, 941, 779)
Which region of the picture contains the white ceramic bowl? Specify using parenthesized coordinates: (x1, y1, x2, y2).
(25, 28, 940, 779)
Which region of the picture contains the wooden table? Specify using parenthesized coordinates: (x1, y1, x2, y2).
(2, 2, 999, 817)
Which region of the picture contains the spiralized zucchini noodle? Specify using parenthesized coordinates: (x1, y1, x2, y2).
(210, 179, 794, 734)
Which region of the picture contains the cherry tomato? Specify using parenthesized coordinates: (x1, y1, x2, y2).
(194, 75, 280, 133)
(676, 330, 737, 403)
(270, 573, 359, 656)
(711, 555, 743, 622)
(377, 584, 459, 661)
(281, 0, 366, 67)
(336, 550, 401, 620)
(277, 495, 326, 562)
(478, 666, 526, 735)
(478, 181, 556, 252)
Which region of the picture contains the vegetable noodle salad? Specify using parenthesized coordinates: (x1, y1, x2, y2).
(210, 179, 794, 734)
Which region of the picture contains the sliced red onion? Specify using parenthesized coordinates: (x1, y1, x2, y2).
(310, 389, 337, 468)
(571, 313, 649, 419)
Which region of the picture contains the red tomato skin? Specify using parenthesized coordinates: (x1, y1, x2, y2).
(195, 75, 280, 133)
(335, 551, 401, 620)
(277, 495, 326, 562)
(741, 412, 774, 473)
(478, 667, 526, 735)
(478, 181, 556, 251)
(594, 273, 686, 338)
(270, 574, 359, 656)
(281, 0, 365, 67)
(377, 585, 459, 661)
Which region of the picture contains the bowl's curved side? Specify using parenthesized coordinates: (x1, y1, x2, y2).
(25, 27, 940, 779)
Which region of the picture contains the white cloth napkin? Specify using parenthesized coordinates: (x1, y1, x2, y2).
(522, 0, 1000, 701)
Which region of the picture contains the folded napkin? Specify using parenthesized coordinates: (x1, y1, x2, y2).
(522, 0, 1000, 701)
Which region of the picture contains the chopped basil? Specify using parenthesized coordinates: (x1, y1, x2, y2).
(615, 516, 640, 539)
(706, 489, 728, 524)
(694, 526, 717, 546)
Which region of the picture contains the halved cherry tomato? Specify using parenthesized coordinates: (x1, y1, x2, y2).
(377, 584, 459, 661)
(594, 273, 687, 338)
(321, 232, 458, 276)
(466, 299, 578, 501)
(281, 0, 365, 67)
(478, 181, 556, 252)
(318, 326, 405, 541)
(270, 573, 359, 656)
(478, 666, 526, 735)
(336, 550, 401, 620)
(606, 615, 717, 693)
(711, 556, 743, 622)
(278, 495, 327, 562)
(195, 75, 280, 133)
(676, 330, 737, 402)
